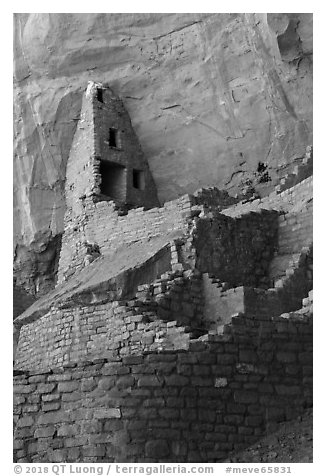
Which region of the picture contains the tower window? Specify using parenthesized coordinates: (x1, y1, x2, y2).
(97, 88, 103, 103)
(109, 128, 118, 148)
(133, 169, 145, 190)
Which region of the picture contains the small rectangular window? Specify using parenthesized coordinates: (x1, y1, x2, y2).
(109, 128, 117, 148)
(133, 169, 145, 190)
(97, 88, 103, 103)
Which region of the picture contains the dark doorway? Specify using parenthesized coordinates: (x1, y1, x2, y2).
(100, 161, 126, 201)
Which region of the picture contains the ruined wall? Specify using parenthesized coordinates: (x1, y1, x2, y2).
(15, 269, 204, 372)
(203, 243, 312, 331)
(58, 185, 284, 291)
(14, 311, 312, 463)
(57, 194, 193, 284)
(222, 176, 313, 218)
(222, 176, 313, 284)
(63, 83, 97, 215)
(194, 210, 279, 288)
(14, 301, 188, 372)
(277, 203, 313, 255)
(134, 269, 204, 328)
(15, 239, 313, 373)
(15, 177, 313, 375)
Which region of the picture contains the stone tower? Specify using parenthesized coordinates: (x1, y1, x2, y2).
(57, 81, 160, 284)
(65, 80, 159, 216)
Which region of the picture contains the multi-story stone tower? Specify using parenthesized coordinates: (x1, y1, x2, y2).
(57, 81, 160, 283)
(66, 81, 159, 211)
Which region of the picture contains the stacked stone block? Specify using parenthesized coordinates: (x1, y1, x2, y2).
(193, 210, 279, 288)
(58, 194, 193, 284)
(15, 178, 313, 378)
(14, 309, 312, 463)
(14, 297, 193, 373)
(135, 269, 204, 329)
(274, 145, 313, 194)
(223, 177, 312, 287)
(202, 243, 312, 329)
(92, 84, 159, 208)
(15, 267, 207, 372)
(17, 241, 312, 374)
(222, 176, 312, 218)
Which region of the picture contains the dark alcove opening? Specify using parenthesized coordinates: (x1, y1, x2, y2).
(100, 161, 126, 202)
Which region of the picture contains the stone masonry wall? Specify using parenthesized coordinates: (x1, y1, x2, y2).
(277, 202, 313, 255)
(93, 85, 159, 208)
(274, 145, 312, 195)
(57, 185, 241, 287)
(63, 83, 97, 216)
(202, 243, 312, 331)
(135, 269, 204, 329)
(57, 194, 193, 284)
(14, 310, 312, 463)
(14, 270, 204, 372)
(14, 300, 188, 373)
(15, 242, 312, 373)
(14, 160, 312, 463)
(222, 176, 312, 218)
(13, 169, 313, 463)
(244, 246, 313, 319)
(193, 210, 279, 288)
(222, 177, 313, 285)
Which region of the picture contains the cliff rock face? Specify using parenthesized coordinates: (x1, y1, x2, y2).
(13, 13, 312, 296)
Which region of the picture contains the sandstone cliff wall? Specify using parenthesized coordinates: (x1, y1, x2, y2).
(14, 13, 312, 248)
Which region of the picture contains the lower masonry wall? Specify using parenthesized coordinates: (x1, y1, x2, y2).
(14, 312, 312, 463)
(14, 301, 190, 373)
(14, 270, 204, 372)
